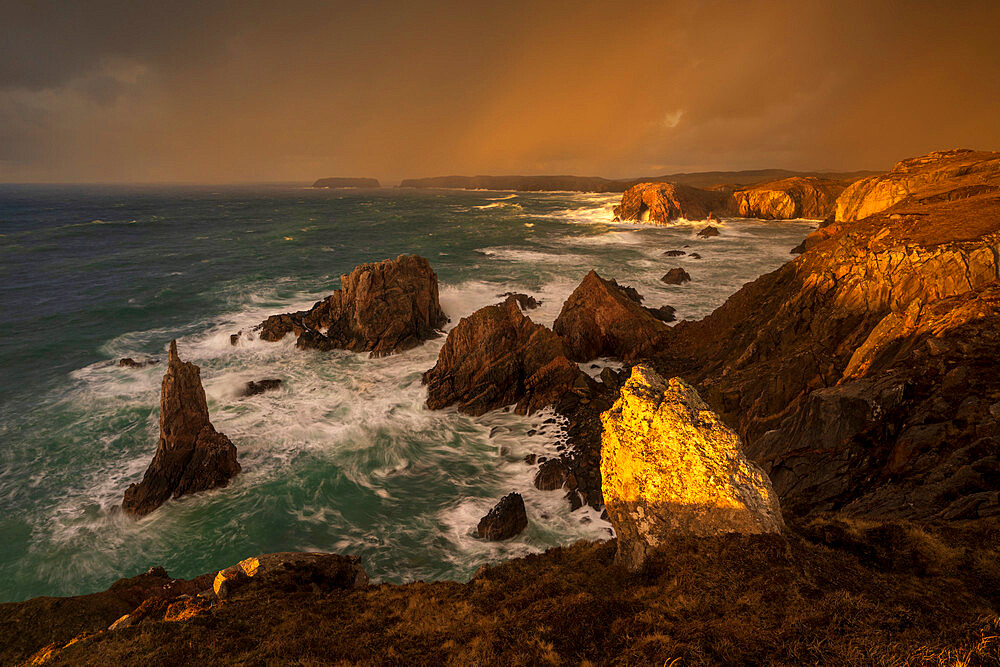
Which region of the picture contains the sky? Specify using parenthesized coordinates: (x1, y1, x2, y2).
(1, 0, 998, 183)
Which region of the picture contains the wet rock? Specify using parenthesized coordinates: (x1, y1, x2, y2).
(213, 552, 368, 599)
(250, 254, 448, 357)
(646, 305, 676, 322)
(601, 366, 784, 571)
(565, 489, 583, 511)
(498, 292, 541, 310)
(423, 296, 586, 415)
(122, 341, 241, 516)
(696, 225, 720, 238)
(240, 379, 282, 397)
(688, 253, 702, 259)
(661, 268, 691, 285)
(663, 250, 686, 257)
(552, 270, 669, 362)
(533, 459, 570, 491)
(613, 182, 735, 224)
(119, 357, 159, 368)
(476, 492, 528, 540)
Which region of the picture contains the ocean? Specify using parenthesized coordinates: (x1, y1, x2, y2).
(0, 184, 814, 603)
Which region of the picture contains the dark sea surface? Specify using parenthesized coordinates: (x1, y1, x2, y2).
(0, 184, 814, 602)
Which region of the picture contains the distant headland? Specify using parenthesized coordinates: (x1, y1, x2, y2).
(311, 177, 381, 189)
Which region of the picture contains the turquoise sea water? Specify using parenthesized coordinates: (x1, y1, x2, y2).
(0, 185, 814, 602)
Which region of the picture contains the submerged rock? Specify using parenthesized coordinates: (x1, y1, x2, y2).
(213, 552, 368, 599)
(601, 366, 784, 571)
(552, 270, 669, 362)
(239, 379, 282, 397)
(252, 254, 448, 357)
(122, 341, 241, 516)
(423, 296, 586, 415)
(613, 182, 734, 224)
(476, 492, 528, 540)
(660, 268, 691, 285)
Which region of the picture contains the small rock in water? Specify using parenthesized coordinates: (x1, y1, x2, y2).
(661, 268, 691, 285)
(688, 253, 702, 259)
(663, 250, 686, 257)
(476, 492, 528, 540)
(119, 357, 159, 368)
(697, 225, 720, 238)
(240, 379, 283, 397)
(523, 453, 537, 465)
(534, 459, 570, 491)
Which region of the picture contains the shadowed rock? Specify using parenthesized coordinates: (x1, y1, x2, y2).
(663, 250, 686, 257)
(601, 366, 784, 571)
(122, 341, 240, 516)
(498, 292, 541, 310)
(696, 225, 720, 238)
(213, 552, 368, 599)
(646, 305, 676, 323)
(476, 493, 528, 540)
(553, 270, 669, 362)
(533, 459, 575, 491)
(423, 296, 586, 416)
(239, 379, 282, 397)
(661, 268, 691, 285)
(252, 255, 447, 358)
(119, 357, 159, 368)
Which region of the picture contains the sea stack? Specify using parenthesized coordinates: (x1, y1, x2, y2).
(600, 366, 784, 571)
(122, 341, 241, 516)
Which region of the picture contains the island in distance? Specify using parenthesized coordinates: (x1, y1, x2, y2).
(311, 177, 381, 188)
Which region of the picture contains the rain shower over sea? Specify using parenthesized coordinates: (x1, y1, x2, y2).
(0, 184, 815, 602)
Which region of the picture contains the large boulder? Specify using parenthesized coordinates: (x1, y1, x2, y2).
(476, 493, 528, 540)
(253, 254, 448, 357)
(212, 552, 368, 599)
(613, 182, 734, 224)
(553, 270, 670, 362)
(835, 149, 1000, 222)
(601, 366, 784, 571)
(423, 296, 586, 415)
(122, 341, 241, 516)
(734, 177, 847, 220)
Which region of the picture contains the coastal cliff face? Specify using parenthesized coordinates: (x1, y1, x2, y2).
(662, 151, 1000, 519)
(601, 367, 784, 571)
(252, 254, 447, 357)
(122, 341, 240, 516)
(613, 182, 734, 223)
(311, 177, 380, 188)
(734, 176, 846, 220)
(835, 149, 1000, 222)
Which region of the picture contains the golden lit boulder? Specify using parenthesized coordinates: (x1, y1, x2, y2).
(600, 366, 784, 571)
(613, 182, 734, 224)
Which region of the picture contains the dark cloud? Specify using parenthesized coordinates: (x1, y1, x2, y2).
(0, 0, 998, 182)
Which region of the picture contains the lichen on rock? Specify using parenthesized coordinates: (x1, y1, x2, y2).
(600, 366, 784, 571)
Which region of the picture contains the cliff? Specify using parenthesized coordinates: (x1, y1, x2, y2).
(612, 182, 735, 223)
(733, 176, 847, 219)
(311, 177, 381, 189)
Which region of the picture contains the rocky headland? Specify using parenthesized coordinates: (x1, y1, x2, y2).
(8, 149, 1000, 664)
(311, 177, 381, 189)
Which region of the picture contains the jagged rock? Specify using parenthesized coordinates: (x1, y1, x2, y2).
(119, 357, 159, 368)
(836, 149, 1000, 222)
(600, 366, 784, 571)
(696, 225, 720, 238)
(476, 493, 528, 540)
(646, 305, 676, 323)
(613, 182, 734, 224)
(213, 552, 368, 599)
(122, 341, 241, 516)
(533, 459, 572, 491)
(251, 255, 447, 357)
(661, 268, 691, 285)
(498, 292, 541, 309)
(239, 379, 282, 397)
(734, 177, 847, 220)
(689, 253, 702, 259)
(423, 296, 586, 416)
(663, 250, 686, 257)
(552, 270, 669, 362)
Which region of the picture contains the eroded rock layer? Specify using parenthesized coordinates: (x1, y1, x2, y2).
(122, 341, 240, 516)
(601, 367, 784, 571)
(253, 254, 447, 357)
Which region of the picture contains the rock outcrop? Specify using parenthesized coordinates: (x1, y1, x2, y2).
(835, 149, 1000, 222)
(122, 341, 241, 516)
(553, 270, 670, 362)
(212, 552, 368, 599)
(476, 493, 528, 540)
(239, 379, 282, 397)
(311, 177, 380, 189)
(696, 225, 720, 238)
(734, 177, 847, 220)
(600, 366, 784, 571)
(253, 255, 447, 357)
(613, 182, 734, 224)
(661, 268, 691, 285)
(660, 150, 1000, 520)
(423, 296, 586, 415)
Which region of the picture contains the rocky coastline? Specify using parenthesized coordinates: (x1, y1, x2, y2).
(6, 149, 1000, 664)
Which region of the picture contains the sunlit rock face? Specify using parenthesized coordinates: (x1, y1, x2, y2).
(122, 341, 241, 516)
(600, 366, 784, 571)
(613, 182, 734, 224)
(734, 177, 847, 220)
(251, 254, 448, 357)
(835, 149, 1000, 222)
